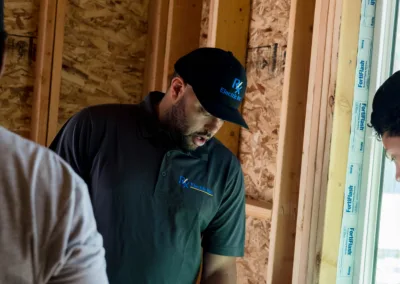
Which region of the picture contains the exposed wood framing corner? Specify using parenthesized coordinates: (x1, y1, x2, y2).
(291, 0, 342, 282)
(207, 0, 250, 156)
(47, 0, 67, 146)
(318, 1, 361, 283)
(31, 0, 67, 146)
(143, 0, 170, 96)
(267, 0, 316, 283)
(31, 0, 53, 145)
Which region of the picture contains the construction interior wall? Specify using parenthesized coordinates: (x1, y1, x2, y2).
(0, 0, 291, 283)
(58, 0, 149, 129)
(201, 0, 290, 282)
(239, 0, 289, 283)
(0, 0, 38, 138)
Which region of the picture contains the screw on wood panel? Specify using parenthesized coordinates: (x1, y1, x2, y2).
(230, 131, 235, 137)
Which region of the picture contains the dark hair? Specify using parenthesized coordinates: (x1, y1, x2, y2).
(370, 71, 400, 139)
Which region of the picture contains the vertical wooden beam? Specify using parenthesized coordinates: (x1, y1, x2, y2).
(143, 0, 170, 96)
(206, 0, 250, 155)
(47, 0, 67, 146)
(31, 0, 65, 146)
(31, 0, 53, 144)
(318, 1, 361, 283)
(292, 0, 342, 282)
(162, 0, 203, 91)
(267, 0, 316, 283)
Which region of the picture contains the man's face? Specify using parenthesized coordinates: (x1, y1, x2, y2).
(382, 133, 400, 182)
(163, 84, 224, 151)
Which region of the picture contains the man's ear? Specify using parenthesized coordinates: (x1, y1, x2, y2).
(170, 76, 185, 103)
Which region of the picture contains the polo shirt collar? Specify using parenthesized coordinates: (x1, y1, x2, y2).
(138, 92, 209, 161)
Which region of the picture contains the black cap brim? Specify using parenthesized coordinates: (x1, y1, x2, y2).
(199, 99, 249, 129)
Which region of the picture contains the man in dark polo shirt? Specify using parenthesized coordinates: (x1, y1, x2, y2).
(50, 48, 248, 284)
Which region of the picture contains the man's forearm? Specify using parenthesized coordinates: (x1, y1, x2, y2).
(201, 266, 237, 284)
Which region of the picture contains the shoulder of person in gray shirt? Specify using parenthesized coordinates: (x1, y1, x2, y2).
(0, 126, 109, 284)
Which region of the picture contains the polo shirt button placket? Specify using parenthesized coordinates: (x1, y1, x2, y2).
(161, 171, 167, 177)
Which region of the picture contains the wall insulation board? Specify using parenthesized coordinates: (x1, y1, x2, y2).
(200, 0, 290, 283)
(57, 0, 149, 130)
(0, 0, 38, 138)
(238, 1, 290, 283)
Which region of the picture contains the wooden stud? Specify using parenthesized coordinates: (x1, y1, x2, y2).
(245, 199, 272, 220)
(31, 0, 53, 144)
(162, 0, 203, 91)
(143, 0, 170, 96)
(292, 0, 342, 282)
(206, 0, 251, 155)
(318, 1, 361, 283)
(47, 0, 67, 146)
(266, 1, 316, 283)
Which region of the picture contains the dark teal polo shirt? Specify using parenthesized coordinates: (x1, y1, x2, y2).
(49, 92, 246, 284)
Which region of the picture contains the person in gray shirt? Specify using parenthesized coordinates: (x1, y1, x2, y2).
(0, 126, 109, 284)
(0, 2, 108, 280)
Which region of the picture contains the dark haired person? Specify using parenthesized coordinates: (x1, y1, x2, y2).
(371, 70, 400, 181)
(0, 1, 109, 283)
(50, 48, 248, 283)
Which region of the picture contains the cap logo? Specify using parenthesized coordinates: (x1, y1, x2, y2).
(232, 78, 243, 95)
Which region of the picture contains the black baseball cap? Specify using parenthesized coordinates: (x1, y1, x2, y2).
(174, 47, 248, 129)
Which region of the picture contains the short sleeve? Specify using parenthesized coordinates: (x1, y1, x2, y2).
(49, 108, 93, 181)
(46, 167, 109, 284)
(202, 164, 246, 257)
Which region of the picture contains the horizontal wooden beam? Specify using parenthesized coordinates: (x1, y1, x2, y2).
(245, 198, 272, 220)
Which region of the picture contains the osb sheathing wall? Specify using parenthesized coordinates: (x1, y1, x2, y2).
(58, 0, 149, 129)
(201, 0, 290, 283)
(0, 0, 38, 138)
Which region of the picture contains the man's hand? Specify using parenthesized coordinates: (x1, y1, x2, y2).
(200, 252, 237, 284)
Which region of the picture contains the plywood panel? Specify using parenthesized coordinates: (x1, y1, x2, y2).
(0, 0, 39, 138)
(237, 216, 270, 284)
(236, 0, 290, 283)
(58, 0, 149, 129)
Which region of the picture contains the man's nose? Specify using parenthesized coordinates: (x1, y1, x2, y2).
(207, 117, 223, 133)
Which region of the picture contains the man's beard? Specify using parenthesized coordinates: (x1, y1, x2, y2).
(161, 98, 210, 151)
(161, 97, 193, 151)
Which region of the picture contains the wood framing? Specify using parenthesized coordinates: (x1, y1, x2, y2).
(31, 0, 66, 146)
(267, 0, 316, 283)
(47, 0, 67, 146)
(318, 1, 361, 283)
(245, 199, 272, 220)
(31, 0, 54, 145)
(207, 0, 250, 155)
(162, 0, 203, 91)
(143, 0, 170, 96)
(292, 0, 342, 282)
